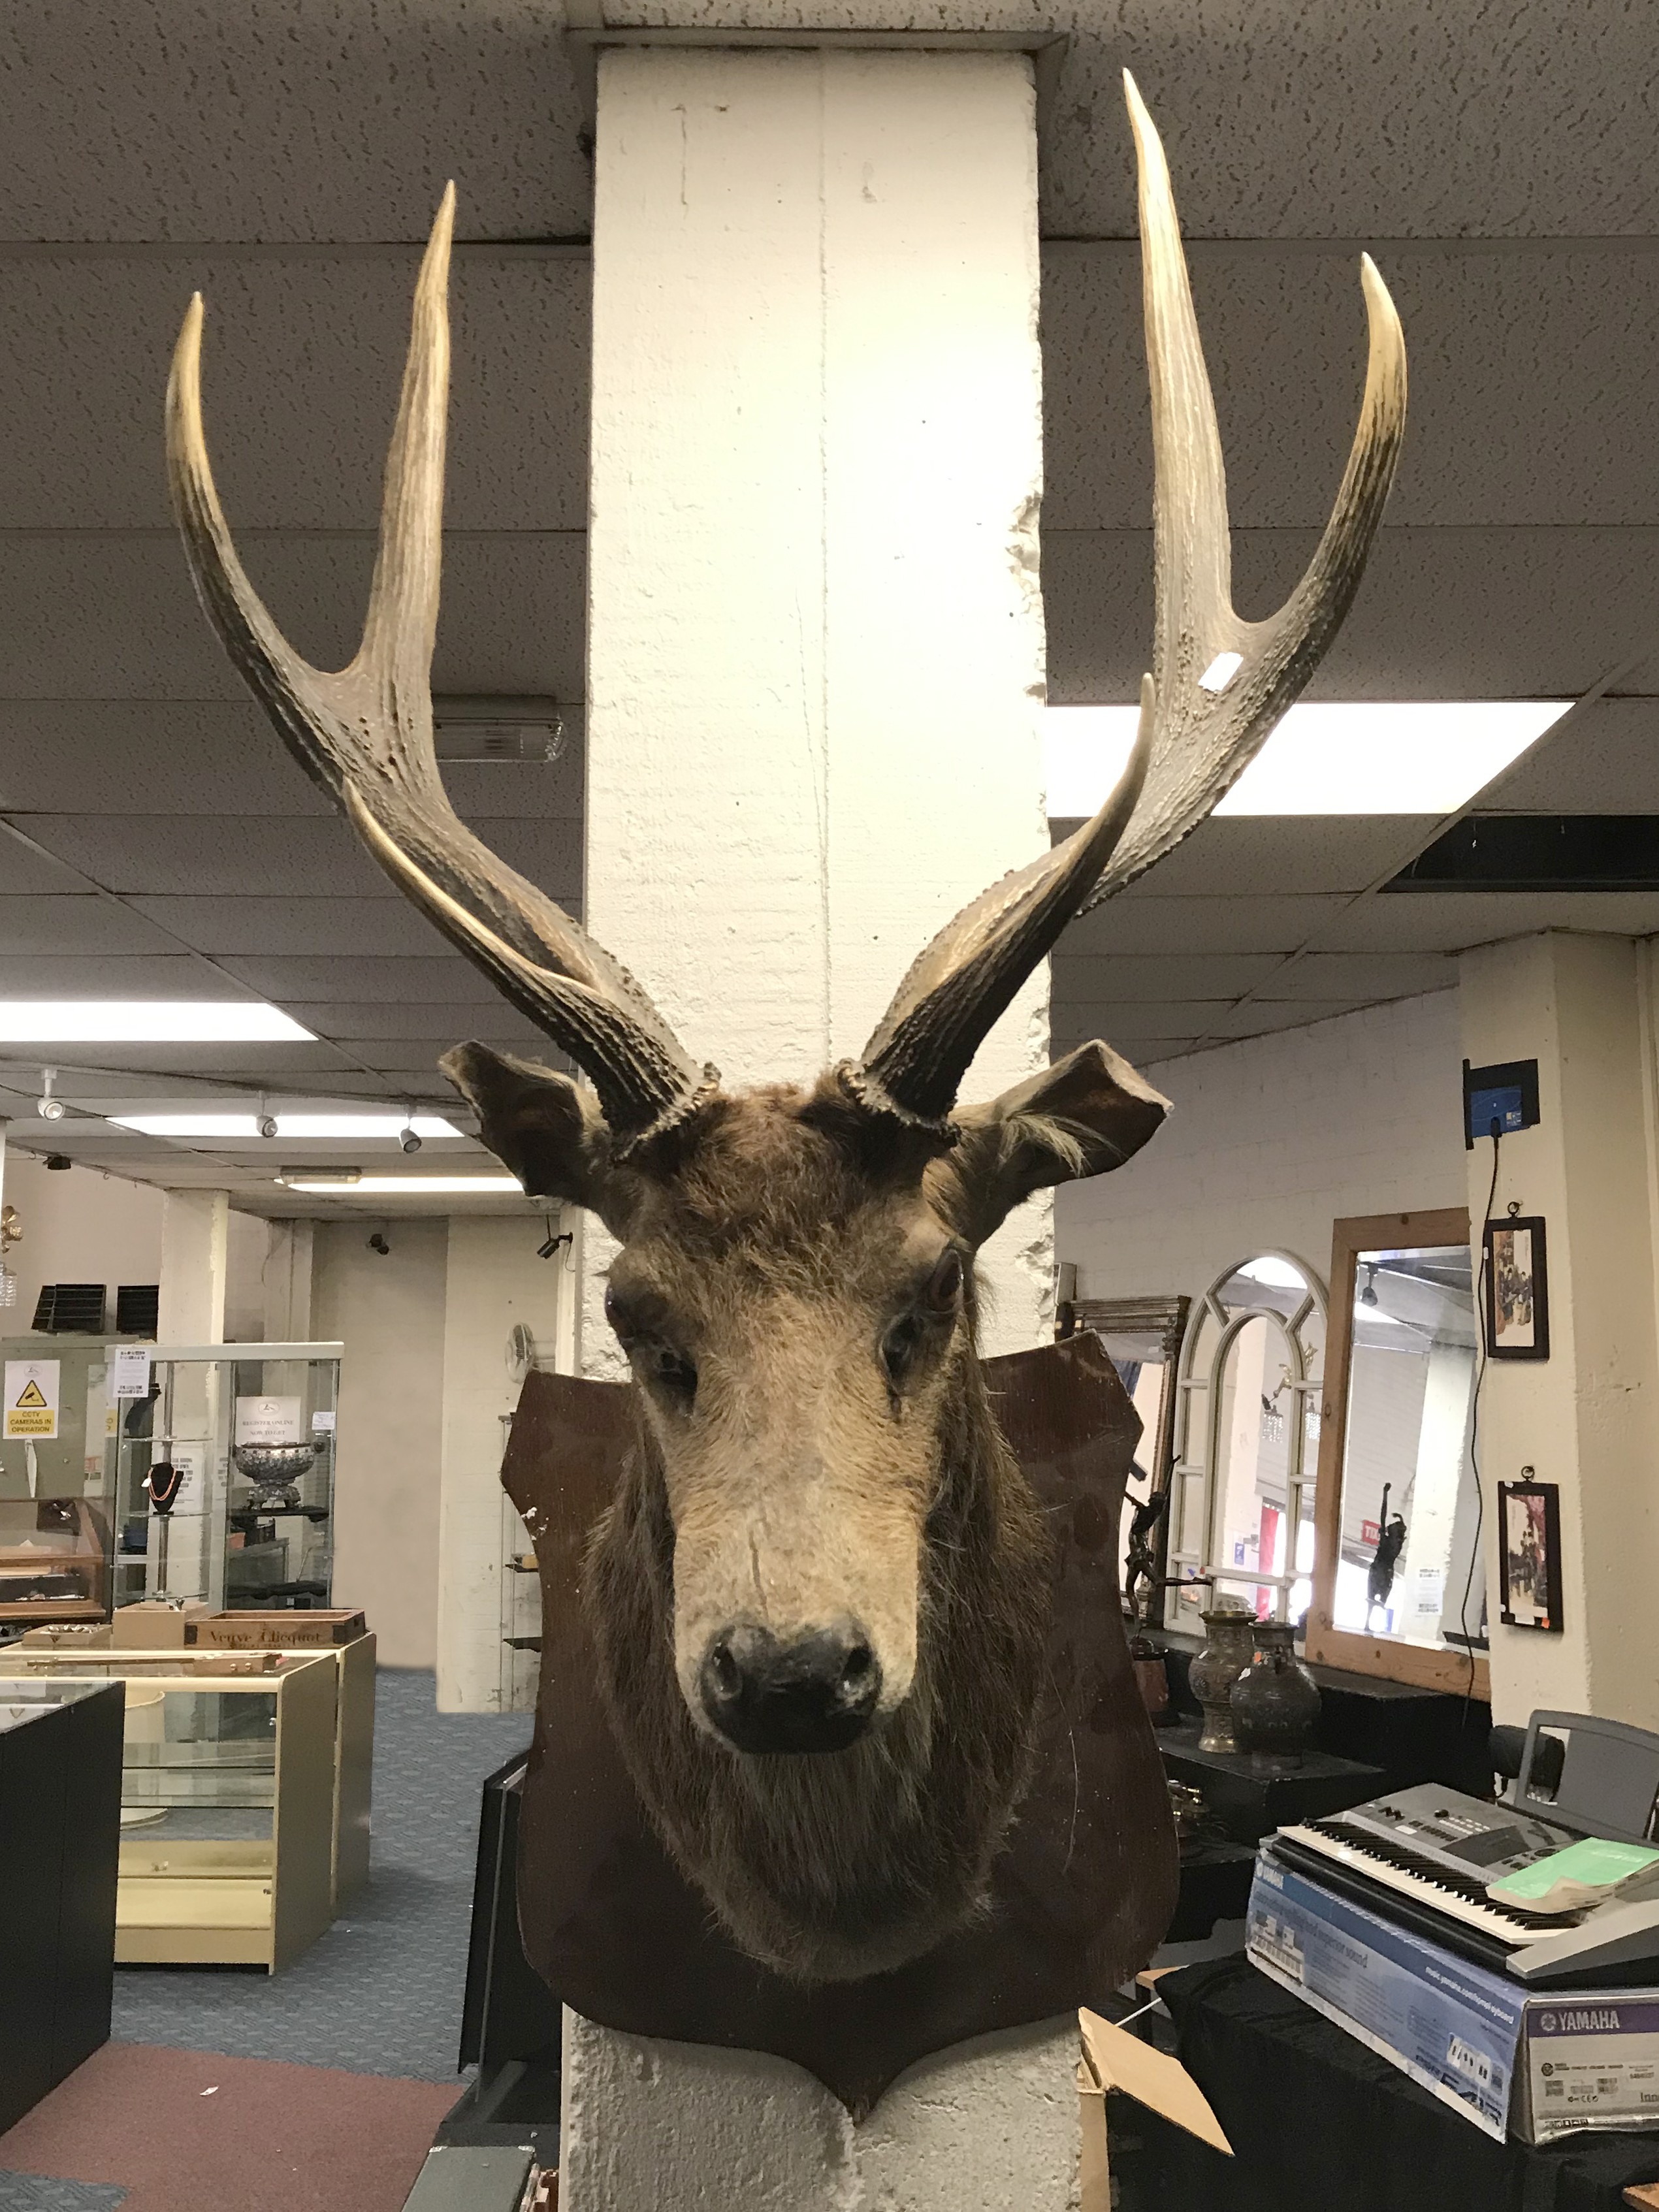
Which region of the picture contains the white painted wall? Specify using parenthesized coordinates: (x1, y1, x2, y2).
(1460, 933, 1659, 1726)
(1, 1151, 163, 1327)
(313, 1215, 448, 1668)
(1057, 991, 1466, 1306)
(437, 1216, 562, 1712)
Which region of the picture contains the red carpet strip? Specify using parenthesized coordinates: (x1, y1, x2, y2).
(0, 2044, 457, 2212)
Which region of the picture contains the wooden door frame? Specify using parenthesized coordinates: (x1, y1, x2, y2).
(1304, 1207, 1491, 1700)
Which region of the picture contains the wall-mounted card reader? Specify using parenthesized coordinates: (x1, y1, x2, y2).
(1463, 1057, 1540, 1149)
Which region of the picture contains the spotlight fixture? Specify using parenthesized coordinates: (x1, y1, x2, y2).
(399, 1110, 423, 1155)
(37, 1068, 64, 1123)
(537, 1217, 573, 1261)
(257, 1098, 279, 1140)
(1361, 1262, 1379, 1308)
(44, 1155, 71, 1172)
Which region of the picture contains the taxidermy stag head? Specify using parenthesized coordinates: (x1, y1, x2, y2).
(167, 75, 1404, 1983)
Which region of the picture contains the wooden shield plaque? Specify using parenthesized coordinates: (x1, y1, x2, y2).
(501, 1331, 1177, 2117)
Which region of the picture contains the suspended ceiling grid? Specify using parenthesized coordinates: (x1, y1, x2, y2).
(0, 1, 1656, 1206)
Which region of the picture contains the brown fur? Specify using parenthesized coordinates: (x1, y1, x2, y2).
(449, 1050, 1167, 1983)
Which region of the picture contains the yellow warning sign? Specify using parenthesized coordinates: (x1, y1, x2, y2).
(5, 1359, 59, 1439)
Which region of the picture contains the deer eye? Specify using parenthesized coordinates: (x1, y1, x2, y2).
(925, 1247, 964, 1311)
(644, 1342, 698, 1409)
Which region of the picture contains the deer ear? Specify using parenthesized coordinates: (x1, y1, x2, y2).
(926, 1040, 1169, 1247)
(441, 1042, 619, 1220)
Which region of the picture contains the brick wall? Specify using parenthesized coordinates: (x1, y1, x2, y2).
(1055, 991, 1467, 1307)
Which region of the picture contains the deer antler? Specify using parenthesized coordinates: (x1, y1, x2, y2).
(166, 186, 709, 1147)
(852, 73, 1408, 1130)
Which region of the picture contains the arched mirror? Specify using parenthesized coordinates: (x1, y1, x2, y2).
(1306, 1210, 1490, 1695)
(1168, 1253, 1327, 1627)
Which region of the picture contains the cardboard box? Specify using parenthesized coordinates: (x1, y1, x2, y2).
(190, 1609, 366, 1649)
(112, 1599, 212, 1649)
(1248, 1849, 1659, 2143)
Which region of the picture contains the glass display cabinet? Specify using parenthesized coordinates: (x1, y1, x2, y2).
(0, 1336, 343, 1624)
(0, 1647, 338, 1970)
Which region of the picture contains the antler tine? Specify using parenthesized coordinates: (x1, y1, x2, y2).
(850, 78, 1405, 1129)
(166, 189, 709, 1144)
(1082, 71, 1408, 907)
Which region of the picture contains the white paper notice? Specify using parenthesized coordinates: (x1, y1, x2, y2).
(5, 1358, 59, 1439)
(234, 1396, 303, 1446)
(310, 1410, 336, 1435)
(110, 1345, 153, 1400)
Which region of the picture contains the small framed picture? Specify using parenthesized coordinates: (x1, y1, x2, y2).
(1497, 1479, 1563, 1633)
(1484, 1214, 1550, 1361)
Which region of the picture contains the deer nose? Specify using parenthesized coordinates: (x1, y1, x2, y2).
(698, 1621, 881, 1754)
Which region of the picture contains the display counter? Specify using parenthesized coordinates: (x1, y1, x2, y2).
(1, 1648, 336, 1970)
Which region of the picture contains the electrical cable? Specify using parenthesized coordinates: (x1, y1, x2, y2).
(1458, 1125, 1502, 1714)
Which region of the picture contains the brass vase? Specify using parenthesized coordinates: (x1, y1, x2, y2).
(1231, 1620, 1322, 1765)
(1189, 1605, 1256, 1753)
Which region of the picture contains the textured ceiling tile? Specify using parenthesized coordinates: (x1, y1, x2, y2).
(214, 955, 509, 1002)
(1044, 527, 1659, 703)
(1313, 889, 1659, 954)
(1041, 7, 1659, 238)
(354, 1036, 555, 1072)
(21, 815, 389, 898)
(1207, 998, 1383, 1040)
(1480, 698, 1659, 813)
(0, 1039, 347, 1075)
(1253, 951, 1458, 1000)
(287, 1001, 542, 1041)
(1058, 893, 1349, 957)
(0, 1, 593, 242)
(0, 833, 99, 895)
(0, 534, 585, 702)
(0, 955, 240, 995)
(125, 897, 448, 957)
(1050, 952, 1281, 1002)
(0, 255, 588, 533)
(0, 895, 181, 955)
(17, 813, 582, 903)
(1044, 247, 1659, 536)
(1121, 816, 1437, 897)
(0, 701, 332, 814)
(1048, 997, 1234, 1037)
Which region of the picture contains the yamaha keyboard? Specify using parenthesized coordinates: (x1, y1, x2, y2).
(1272, 1782, 1659, 1988)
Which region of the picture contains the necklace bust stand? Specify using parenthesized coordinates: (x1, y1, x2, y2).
(501, 1328, 1178, 2120)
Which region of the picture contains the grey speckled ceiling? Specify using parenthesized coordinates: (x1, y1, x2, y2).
(0, 0, 1657, 1205)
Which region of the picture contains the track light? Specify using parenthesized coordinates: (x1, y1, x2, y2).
(37, 1067, 64, 1123)
(399, 1125, 423, 1155)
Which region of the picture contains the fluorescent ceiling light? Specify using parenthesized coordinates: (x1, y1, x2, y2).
(1043, 701, 1571, 818)
(113, 1113, 460, 1139)
(0, 1002, 312, 1042)
(279, 1174, 523, 1195)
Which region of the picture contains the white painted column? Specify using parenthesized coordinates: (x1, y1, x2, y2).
(436, 1215, 562, 1711)
(1459, 932, 1659, 1725)
(568, 45, 1070, 2207)
(157, 1189, 228, 1345)
(262, 1220, 314, 1341)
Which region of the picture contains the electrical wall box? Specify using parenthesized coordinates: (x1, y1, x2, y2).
(1463, 1058, 1541, 1149)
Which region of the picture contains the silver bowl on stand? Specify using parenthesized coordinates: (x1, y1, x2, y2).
(231, 1441, 317, 1513)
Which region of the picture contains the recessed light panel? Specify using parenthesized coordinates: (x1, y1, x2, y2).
(0, 1002, 312, 1042)
(279, 1174, 523, 1195)
(1043, 701, 1571, 820)
(114, 1113, 460, 1139)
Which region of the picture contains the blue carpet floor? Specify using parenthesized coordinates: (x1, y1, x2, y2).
(0, 2183, 127, 2211)
(108, 1668, 531, 2083)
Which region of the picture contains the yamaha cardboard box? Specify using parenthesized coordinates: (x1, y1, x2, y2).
(1248, 1848, 1659, 2142)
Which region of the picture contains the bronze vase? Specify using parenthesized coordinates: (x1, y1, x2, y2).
(1189, 1605, 1257, 1753)
(1231, 1620, 1322, 1765)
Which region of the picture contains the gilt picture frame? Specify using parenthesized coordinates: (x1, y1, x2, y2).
(1483, 1214, 1550, 1362)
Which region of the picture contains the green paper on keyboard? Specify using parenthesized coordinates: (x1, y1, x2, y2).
(1489, 1836, 1659, 1913)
